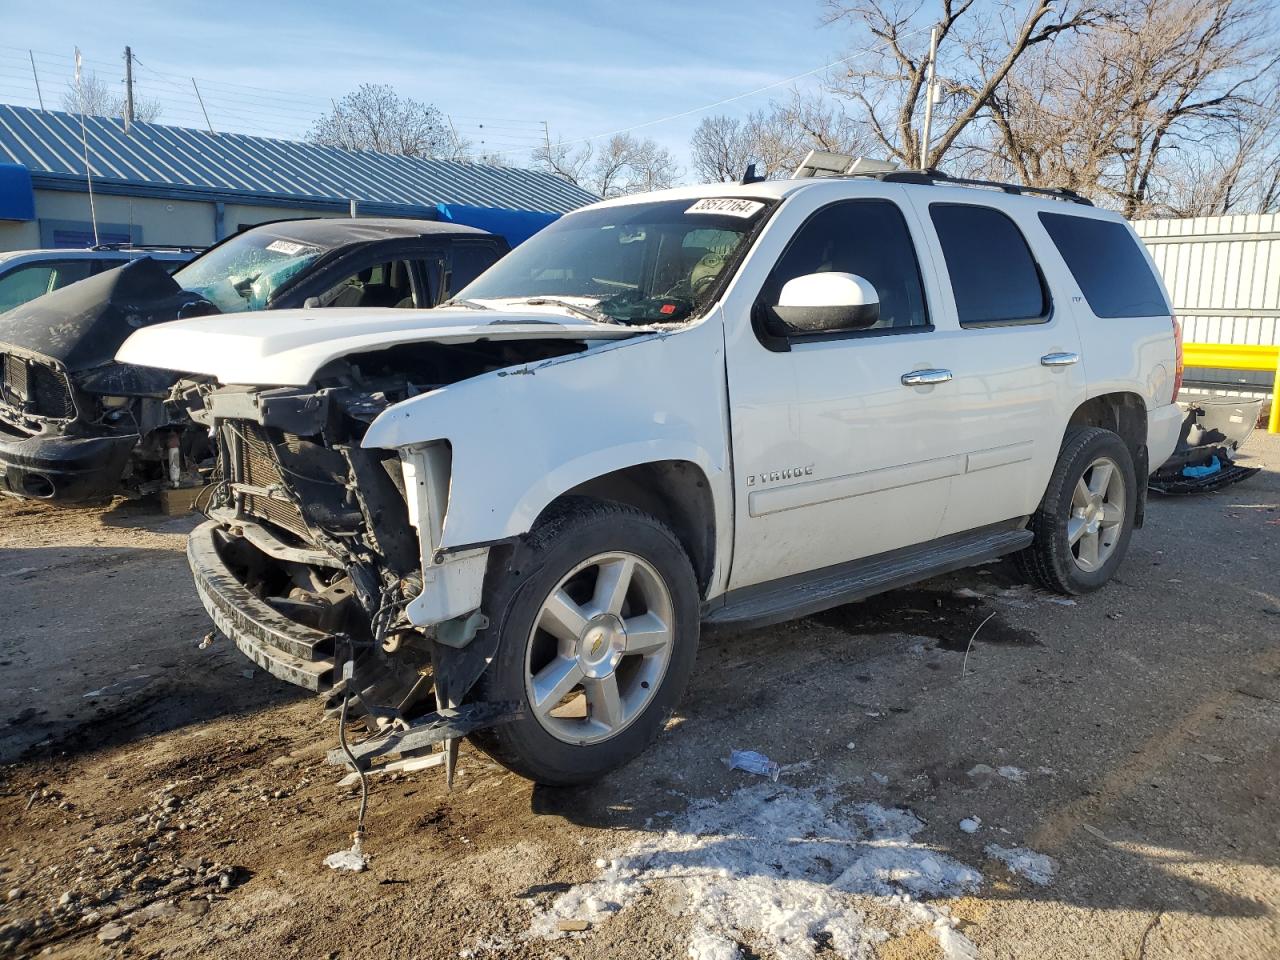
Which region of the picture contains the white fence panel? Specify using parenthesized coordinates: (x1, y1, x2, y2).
(1134, 214, 1280, 394)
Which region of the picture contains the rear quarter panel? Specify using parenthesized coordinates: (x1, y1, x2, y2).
(1035, 212, 1176, 410)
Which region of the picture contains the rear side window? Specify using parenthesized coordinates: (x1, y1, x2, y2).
(1038, 213, 1169, 318)
(759, 199, 929, 331)
(930, 204, 1048, 326)
(447, 243, 502, 298)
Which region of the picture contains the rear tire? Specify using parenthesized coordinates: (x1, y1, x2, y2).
(469, 497, 700, 786)
(1018, 427, 1137, 595)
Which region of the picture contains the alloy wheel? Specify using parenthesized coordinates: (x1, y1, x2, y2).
(1067, 456, 1126, 573)
(524, 552, 675, 744)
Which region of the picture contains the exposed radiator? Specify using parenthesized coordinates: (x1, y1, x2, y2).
(233, 423, 311, 540)
(0, 353, 76, 423)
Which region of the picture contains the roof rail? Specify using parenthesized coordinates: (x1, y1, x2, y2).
(91, 242, 205, 252)
(874, 169, 1093, 206)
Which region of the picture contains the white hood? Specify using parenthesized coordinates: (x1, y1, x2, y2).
(115, 306, 644, 386)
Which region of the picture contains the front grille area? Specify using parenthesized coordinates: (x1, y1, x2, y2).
(0, 352, 76, 422)
(233, 423, 311, 540)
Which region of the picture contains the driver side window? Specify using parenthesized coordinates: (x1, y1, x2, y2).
(760, 200, 929, 331)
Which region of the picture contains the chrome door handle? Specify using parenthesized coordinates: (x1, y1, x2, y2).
(900, 368, 953, 386)
(1041, 352, 1080, 367)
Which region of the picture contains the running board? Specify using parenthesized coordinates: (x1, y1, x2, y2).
(703, 523, 1032, 633)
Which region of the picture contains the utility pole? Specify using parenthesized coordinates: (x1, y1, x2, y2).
(123, 46, 136, 132)
(919, 26, 939, 171)
(28, 51, 45, 110)
(541, 120, 551, 153)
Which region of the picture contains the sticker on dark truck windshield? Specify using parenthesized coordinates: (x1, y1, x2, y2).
(265, 239, 316, 256)
(686, 198, 765, 218)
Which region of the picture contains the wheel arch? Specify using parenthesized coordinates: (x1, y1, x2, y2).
(537, 459, 718, 596)
(1066, 391, 1149, 525)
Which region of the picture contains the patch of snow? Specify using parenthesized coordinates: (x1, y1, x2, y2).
(906, 901, 979, 960)
(688, 928, 741, 960)
(953, 588, 986, 600)
(870, 772, 890, 786)
(966, 764, 995, 778)
(958, 818, 981, 834)
(985, 844, 1059, 886)
(528, 782, 983, 959)
(996, 766, 1027, 783)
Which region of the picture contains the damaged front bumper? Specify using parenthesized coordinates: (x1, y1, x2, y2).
(188, 520, 335, 690)
(0, 425, 137, 501)
(191, 518, 519, 771)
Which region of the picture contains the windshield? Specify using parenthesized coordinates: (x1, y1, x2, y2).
(173, 228, 329, 312)
(459, 197, 774, 324)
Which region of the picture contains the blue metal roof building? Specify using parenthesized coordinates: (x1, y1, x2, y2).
(0, 103, 595, 250)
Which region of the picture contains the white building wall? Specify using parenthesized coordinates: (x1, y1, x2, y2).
(1134, 213, 1280, 394)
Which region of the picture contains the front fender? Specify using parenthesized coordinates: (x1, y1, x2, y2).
(361, 316, 732, 551)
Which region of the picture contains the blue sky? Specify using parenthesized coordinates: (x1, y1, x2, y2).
(0, 0, 857, 176)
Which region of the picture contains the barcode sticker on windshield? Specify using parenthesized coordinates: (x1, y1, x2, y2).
(686, 198, 765, 218)
(265, 239, 311, 256)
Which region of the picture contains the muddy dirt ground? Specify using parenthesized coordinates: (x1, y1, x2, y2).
(2, 434, 1278, 960)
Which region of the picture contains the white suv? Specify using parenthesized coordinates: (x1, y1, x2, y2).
(118, 168, 1183, 785)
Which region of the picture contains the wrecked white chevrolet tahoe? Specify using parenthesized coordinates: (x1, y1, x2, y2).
(117, 164, 1183, 786)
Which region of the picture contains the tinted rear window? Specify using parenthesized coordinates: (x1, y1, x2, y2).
(1038, 213, 1169, 318)
(930, 204, 1047, 325)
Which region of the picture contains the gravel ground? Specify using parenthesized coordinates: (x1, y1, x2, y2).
(1, 432, 1277, 960)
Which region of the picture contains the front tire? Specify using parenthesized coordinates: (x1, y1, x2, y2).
(1019, 427, 1138, 595)
(469, 498, 700, 786)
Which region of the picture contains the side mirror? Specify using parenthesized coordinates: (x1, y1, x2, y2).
(771, 272, 880, 334)
(302, 296, 322, 309)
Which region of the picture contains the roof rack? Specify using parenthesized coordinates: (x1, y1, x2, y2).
(875, 169, 1093, 206)
(794, 150, 901, 179)
(90, 243, 206, 252)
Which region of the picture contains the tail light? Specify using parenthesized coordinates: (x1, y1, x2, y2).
(1171, 314, 1184, 402)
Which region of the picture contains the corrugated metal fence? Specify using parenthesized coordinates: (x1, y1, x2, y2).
(1133, 213, 1280, 395)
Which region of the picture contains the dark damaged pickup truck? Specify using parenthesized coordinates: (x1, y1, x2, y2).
(0, 218, 508, 501)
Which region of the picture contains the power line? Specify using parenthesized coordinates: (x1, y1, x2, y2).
(549, 26, 933, 149)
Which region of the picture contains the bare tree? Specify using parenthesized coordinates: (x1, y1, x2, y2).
(691, 115, 751, 182)
(533, 133, 680, 198)
(310, 84, 453, 158)
(1157, 108, 1280, 215)
(690, 91, 872, 182)
(61, 71, 162, 122)
(823, 0, 1105, 169)
(983, 0, 1279, 215)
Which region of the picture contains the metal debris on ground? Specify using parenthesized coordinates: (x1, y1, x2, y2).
(726, 749, 781, 781)
(961, 612, 996, 678)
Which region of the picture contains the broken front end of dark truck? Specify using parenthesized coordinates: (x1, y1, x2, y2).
(0, 258, 216, 500)
(0, 218, 510, 502)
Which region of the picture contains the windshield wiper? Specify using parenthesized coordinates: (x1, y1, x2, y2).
(518, 298, 622, 325)
(440, 298, 492, 310)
